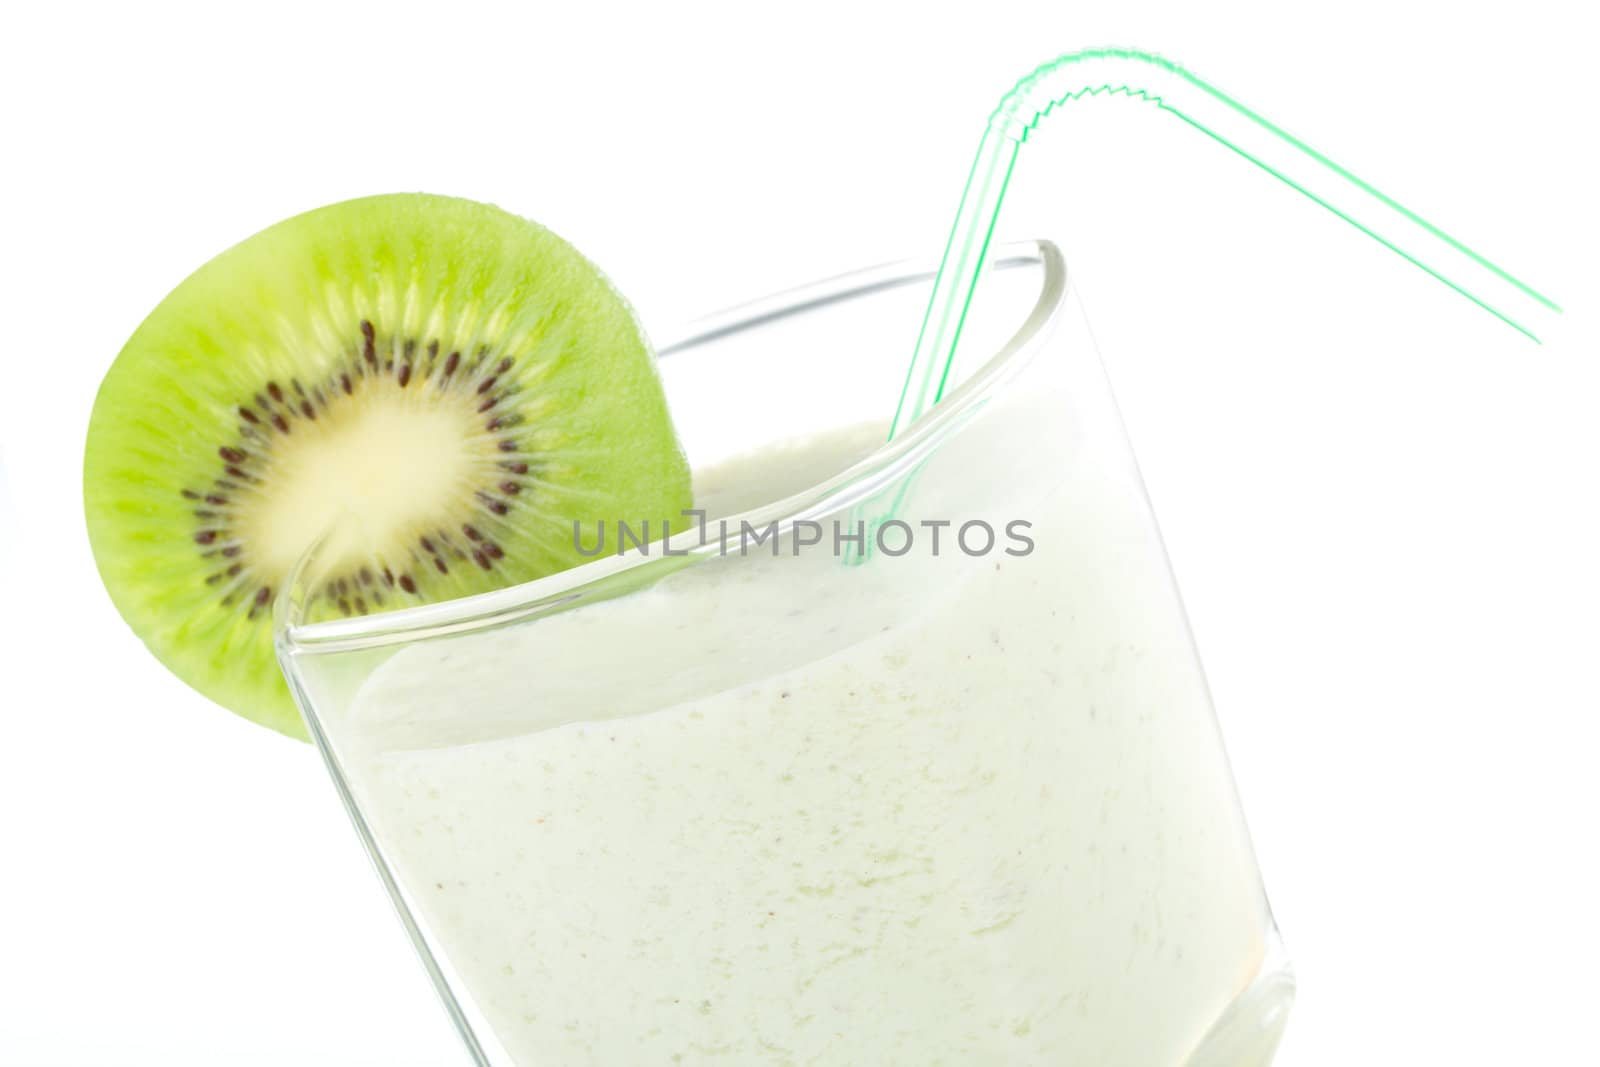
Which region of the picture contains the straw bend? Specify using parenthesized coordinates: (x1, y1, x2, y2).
(989, 48, 1180, 142)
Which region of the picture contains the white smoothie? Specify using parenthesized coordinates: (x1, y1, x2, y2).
(337, 377, 1273, 1065)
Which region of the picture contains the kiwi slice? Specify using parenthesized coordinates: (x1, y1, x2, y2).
(85, 193, 691, 739)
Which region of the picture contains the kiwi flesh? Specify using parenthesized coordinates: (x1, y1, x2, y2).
(84, 194, 691, 739)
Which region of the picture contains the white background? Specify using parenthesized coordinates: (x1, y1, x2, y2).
(2, 2, 1596, 1064)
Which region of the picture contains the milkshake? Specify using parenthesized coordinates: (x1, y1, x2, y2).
(329, 347, 1275, 1064)
(270, 246, 1290, 1066)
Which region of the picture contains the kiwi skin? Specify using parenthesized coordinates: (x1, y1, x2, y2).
(84, 193, 691, 739)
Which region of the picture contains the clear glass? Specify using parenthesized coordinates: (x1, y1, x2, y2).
(277, 242, 1293, 1067)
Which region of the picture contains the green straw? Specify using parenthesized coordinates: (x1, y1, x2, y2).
(889, 47, 1563, 441)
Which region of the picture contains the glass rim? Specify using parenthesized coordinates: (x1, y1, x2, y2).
(277, 238, 1069, 655)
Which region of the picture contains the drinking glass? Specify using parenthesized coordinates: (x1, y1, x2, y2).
(277, 240, 1293, 1067)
